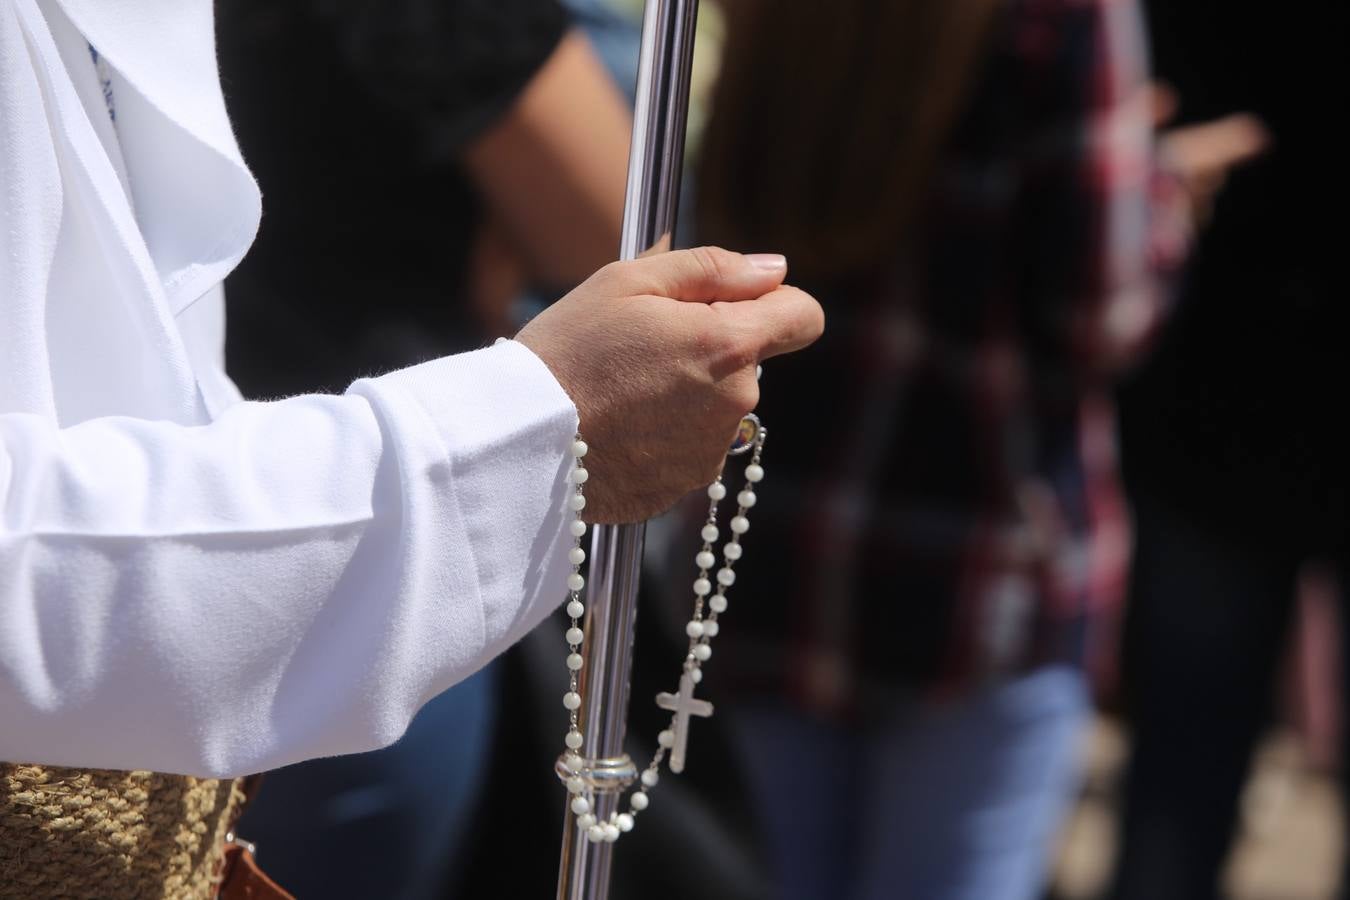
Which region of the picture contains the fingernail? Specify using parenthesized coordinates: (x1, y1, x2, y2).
(745, 253, 787, 273)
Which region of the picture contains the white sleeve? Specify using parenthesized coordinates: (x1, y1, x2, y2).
(0, 340, 577, 778)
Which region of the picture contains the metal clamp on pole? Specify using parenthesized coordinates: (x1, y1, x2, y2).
(555, 1, 702, 898)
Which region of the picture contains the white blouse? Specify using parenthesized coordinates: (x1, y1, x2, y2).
(0, 0, 578, 777)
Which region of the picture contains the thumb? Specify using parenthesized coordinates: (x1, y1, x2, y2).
(605, 246, 788, 303)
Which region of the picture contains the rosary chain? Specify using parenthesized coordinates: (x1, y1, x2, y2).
(558, 428, 767, 843)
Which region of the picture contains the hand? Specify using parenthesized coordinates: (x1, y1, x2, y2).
(516, 247, 824, 523)
(1149, 82, 1271, 225)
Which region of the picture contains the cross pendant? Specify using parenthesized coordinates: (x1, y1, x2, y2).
(655, 670, 714, 773)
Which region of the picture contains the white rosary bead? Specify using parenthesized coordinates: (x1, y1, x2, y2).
(588, 824, 607, 843)
(603, 823, 620, 842)
(555, 430, 772, 820)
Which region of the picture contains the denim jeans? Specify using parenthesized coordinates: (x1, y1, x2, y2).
(235, 663, 499, 899)
(728, 665, 1089, 900)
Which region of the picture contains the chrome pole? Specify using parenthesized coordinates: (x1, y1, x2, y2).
(555, 1, 701, 898)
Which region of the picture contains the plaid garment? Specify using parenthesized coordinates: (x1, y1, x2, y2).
(686, 0, 1190, 719)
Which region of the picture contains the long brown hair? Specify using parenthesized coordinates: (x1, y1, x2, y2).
(697, 0, 1002, 281)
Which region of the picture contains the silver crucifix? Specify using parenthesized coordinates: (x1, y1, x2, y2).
(655, 670, 714, 773)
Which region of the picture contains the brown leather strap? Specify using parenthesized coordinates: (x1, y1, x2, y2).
(217, 842, 293, 900)
(237, 774, 267, 805)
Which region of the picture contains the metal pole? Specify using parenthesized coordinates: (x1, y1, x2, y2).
(555, 1, 701, 898)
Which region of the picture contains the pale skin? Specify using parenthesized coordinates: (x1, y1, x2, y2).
(517, 246, 825, 524)
(462, 30, 632, 334)
(1151, 82, 1272, 225)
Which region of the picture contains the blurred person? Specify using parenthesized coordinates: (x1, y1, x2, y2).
(689, 1, 1264, 898)
(0, 0, 824, 894)
(562, 0, 643, 104)
(1109, 4, 1348, 899)
(214, 1, 635, 895)
(221, 0, 634, 394)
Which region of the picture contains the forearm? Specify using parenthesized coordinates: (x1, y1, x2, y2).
(463, 29, 631, 287)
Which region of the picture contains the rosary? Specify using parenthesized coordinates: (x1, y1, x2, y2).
(554, 407, 767, 844)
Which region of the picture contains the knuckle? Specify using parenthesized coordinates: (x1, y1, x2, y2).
(793, 289, 826, 337)
(592, 259, 627, 291)
(687, 245, 731, 288)
(692, 318, 729, 361)
(712, 371, 758, 422)
(717, 327, 760, 375)
(699, 320, 731, 354)
(695, 320, 761, 382)
(730, 375, 760, 415)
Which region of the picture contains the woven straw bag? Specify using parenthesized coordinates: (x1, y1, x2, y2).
(0, 763, 246, 899)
